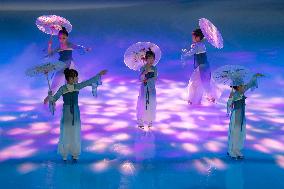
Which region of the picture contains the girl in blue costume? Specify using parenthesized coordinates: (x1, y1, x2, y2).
(227, 73, 264, 159)
(182, 28, 217, 105)
(137, 50, 157, 129)
(44, 27, 91, 103)
(49, 68, 107, 161)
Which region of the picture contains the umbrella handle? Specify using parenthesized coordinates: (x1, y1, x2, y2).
(47, 34, 53, 56)
(48, 26, 54, 45)
(48, 34, 53, 45)
(45, 73, 51, 91)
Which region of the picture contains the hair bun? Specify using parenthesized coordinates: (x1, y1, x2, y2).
(64, 68, 70, 75)
(61, 26, 67, 31)
(59, 26, 69, 36)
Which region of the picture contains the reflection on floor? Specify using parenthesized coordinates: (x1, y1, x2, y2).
(0, 79, 284, 188)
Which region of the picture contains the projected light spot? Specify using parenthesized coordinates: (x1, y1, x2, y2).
(204, 141, 225, 152)
(119, 161, 136, 175)
(182, 143, 199, 153)
(17, 163, 39, 174)
(91, 159, 110, 172)
(275, 155, 284, 169)
(0, 140, 36, 162)
(0, 116, 17, 121)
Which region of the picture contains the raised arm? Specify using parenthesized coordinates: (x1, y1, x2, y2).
(75, 70, 107, 90)
(139, 67, 146, 81)
(244, 73, 263, 92)
(68, 42, 91, 54)
(182, 43, 198, 58)
(48, 38, 53, 55)
(76, 74, 101, 90)
(46, 37, 59, 57)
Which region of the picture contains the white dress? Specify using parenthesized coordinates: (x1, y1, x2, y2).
(183, 41, 220, 104)
(136, 65, 157, 126)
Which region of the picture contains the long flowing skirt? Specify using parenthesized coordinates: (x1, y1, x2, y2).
(187, 64, 220, 104)
(58, 104, 81, 159)
(136, 80, 156, 125)
(228, 109, 246, 156)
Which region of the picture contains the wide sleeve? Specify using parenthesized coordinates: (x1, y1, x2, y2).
(182, 43, 198, 57)
(227, 98, 233, 115)
(75, 74, 102, 91)
(68, 42, 88, 55)
(244, 75, 258, 92)
(139, 67, 146, 81)
(151, 66, 158, 80)
(91, 77, 103, 97)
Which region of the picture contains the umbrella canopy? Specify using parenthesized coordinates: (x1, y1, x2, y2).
(36, 15, 72, 35)
(199, 18, 224, 49)
(124, 42, 161, 71)
(212, 65, 252, 86)
(26, 62, 66, 77)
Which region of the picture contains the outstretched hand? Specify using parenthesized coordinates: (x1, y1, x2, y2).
(44, 90, 53, 104)
(99, 69, 108, 76)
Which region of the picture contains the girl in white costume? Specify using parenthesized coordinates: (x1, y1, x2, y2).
(182, 28, 218, 105)
(137, 50, 157, 129)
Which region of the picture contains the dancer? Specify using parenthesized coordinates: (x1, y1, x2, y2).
(181, 28, 217, 105)
(48, 68, 107, 161)
(44, 27, 91, 103)
(227, 73, 264, 159)
(137, 50, 157, 129)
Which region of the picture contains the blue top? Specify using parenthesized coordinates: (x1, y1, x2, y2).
(227, 75, 259, 115)
(48, 74, 102, 116)
(58, 50, 73, 62)
(183, 41, 208, 68)
(232, 95, 246, 110)
(62, 91, 79, 125)
(51, 74, 102, 103)
(183, 41, 207, 56)
(62, 91, 79, 105)
(49, 42, 86, 62)
(140, 65, 158, 86)
(193, 53, 208, 69)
